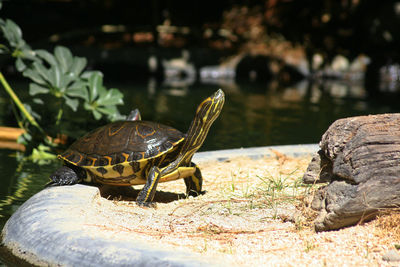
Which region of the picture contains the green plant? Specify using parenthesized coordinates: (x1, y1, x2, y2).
(256, 174, 290, 203)
(304, 240, 316, 253)
(0, 11, 125, 155)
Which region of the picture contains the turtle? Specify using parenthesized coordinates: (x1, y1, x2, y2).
(48, 89, 225, 206)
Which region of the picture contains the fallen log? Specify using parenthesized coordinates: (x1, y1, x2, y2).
(303, 113, 400, 231)
(0, 127, 25, 151)
(0, 126, 24, 141)
(0, 126, 68, 151)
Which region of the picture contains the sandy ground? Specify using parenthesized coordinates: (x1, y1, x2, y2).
(84, 154, 400, 266)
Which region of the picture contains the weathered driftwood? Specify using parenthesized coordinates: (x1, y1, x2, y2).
(303, 113, 400, 231)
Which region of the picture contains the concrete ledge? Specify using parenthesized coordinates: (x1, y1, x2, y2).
(1, 185, 215, 267)
(1, 144, 318, 266)
(194, 144, 319, 163)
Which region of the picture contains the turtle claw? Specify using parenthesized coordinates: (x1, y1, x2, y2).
(44, 180, 58, 188)
(187, 190, 206, 197)
(136, 201, 157, 208)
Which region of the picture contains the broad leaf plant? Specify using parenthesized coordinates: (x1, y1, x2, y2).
(0, 12, 125, 158)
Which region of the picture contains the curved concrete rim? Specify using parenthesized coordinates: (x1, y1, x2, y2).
(193, 143, 319, 163)
(1, 144, 319, 267)
(1, 185, 217, 267)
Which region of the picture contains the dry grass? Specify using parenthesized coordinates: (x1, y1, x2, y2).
(373, 211, 400, 247)
(84, 154, 400, 266)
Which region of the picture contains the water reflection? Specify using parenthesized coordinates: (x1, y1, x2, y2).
(0, 151, 58, 229)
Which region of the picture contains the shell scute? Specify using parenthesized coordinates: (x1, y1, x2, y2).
(59, 121, 184, 169)
(112, 164, 125, 175)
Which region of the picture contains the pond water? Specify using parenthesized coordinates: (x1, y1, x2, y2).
(1, 79, 400, 264)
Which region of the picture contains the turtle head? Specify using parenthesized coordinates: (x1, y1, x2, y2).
(178, 89, 225, 163)
(195, 89, 225, 126)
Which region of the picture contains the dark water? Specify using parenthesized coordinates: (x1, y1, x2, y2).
(1, 79, 400, 264)
(113, 80, 399, 150)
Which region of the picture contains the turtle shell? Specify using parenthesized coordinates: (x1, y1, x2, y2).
(59, 121, 184, 184)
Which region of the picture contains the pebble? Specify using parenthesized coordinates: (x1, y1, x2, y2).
(382, 249, 400, 262)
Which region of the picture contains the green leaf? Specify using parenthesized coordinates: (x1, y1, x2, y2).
(48, 64, 61, 88)
(59, 72, 75, 90)
(101, 106, 124, 121)
(97, 83, 107, 99)
(92, 110, 102, 120)
(70, 57, 87, 77)
(4, 19, 23, 47)
(17, 132, 31, 145)
(29, 83, 49, 96)
(36, 49, 57, 66)
(88, 72, 103, 102)
(96, 88, 124, 106)
(0, 44, 9, 54)
(97, 105, 115, 115)
(22, 68, 46, 85)
(64, 96, 79, 111)
(84, 101, 93, 111)
(54, 46, 73, 73)
(21, 48, 38, 61)
(67, 80, 89, 101)
(109, 111, 126, 121)
(81, 70, 99, 79)
(33, 98, 44, 105)
(32, 61, 51, 84)
(23, 103, 41, 120)
(30, 144, 57, 164)
(15, 57, 26, 71)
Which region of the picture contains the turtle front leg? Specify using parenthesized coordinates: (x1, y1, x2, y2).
(46, 165, 83, 187)
(159, 163, 204, 197)
(136, 166, 161, 207)
(184, 163, 205, 197)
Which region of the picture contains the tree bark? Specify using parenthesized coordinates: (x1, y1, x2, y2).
(303, 113, 400, 231)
